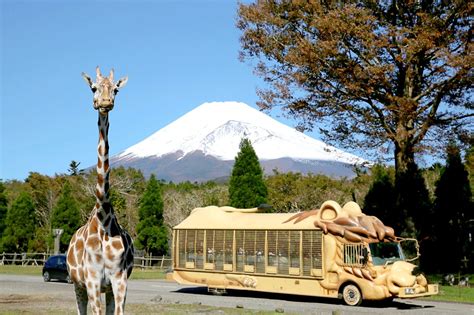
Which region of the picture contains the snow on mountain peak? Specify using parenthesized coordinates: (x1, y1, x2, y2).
(117, 101, 366, 165)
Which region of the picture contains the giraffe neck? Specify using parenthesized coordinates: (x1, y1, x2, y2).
(95, 113, 114, 222)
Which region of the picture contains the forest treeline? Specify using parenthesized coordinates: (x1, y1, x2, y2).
(0, 145, 472, 273)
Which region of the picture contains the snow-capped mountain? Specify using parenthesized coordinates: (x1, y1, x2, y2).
(111, 102, 368, 182)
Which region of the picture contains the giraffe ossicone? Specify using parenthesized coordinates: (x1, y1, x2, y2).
(67, 66, 134, 315)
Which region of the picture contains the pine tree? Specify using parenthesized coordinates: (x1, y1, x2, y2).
(0, 192, 37, 252)
(229, 138, 268, 208)
(394, 164, 432, 239)
(434, 144, 473, 273)
(363, 165, 397, 230)
(50, 181, 82, 252)
(68, 160, 84, 176)
(0, 181, 8, 238)
(136, 174, 168, 255)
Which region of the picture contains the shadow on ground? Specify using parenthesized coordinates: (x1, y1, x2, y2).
(175, 286, 435, 311)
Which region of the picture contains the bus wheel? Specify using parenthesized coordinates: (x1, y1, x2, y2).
(341, 284, 362, 306)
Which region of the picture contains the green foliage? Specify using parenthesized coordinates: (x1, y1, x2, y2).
(433, 144, 473, 273)
(229, 138, 268, 208)
(0, 192, 37, 252)
(0, 181, 8, 238)
(395, 163, 432, 239)
(136, 174, 168, 255)
(266, 171, 354, 212)
(363, 165, 397, 231)
(68, 160, 84, 176)
(50, 181, 82, 252)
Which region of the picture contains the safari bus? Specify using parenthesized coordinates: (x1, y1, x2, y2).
(167, 200, 438, 306)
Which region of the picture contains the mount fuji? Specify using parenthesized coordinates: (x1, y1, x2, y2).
(111, 102, 368, 182)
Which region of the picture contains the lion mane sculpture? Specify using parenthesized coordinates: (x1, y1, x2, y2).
(284, 200, 396, 243)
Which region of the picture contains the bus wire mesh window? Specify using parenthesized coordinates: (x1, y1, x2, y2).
(302, 230, 322, 276)
(224, 230, 234, 270)
(236, 230, 244, 272)
(178, 230, 186, 268)
(196, 230, 204, 269)
(255, 231, 265, 273)
(186, 230, 196, 268)
(289, 231, 301, 274)
(206, 230, 215, 267)
(267, 230, 277, 273)
(277, 230, 289, 275)
(214, 230, 225, 271)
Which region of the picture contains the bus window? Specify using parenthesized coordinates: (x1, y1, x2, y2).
(205, 230, 215, 269)
(289, 231, 300, 275)
(177, 230, 186, 268)
(369, 242, 404, 266)
(214, 230, 224, 271)
(302, 230, 323, 277)
(185, 230, 196, 268)
(277, 231, 289, 275)
(196, 230, 204, 269)
(244, 231, 256, 272)
(256, 231, 265, 273)
(224, 230, 233, 271)
(266, 230, 277, 274)
(343, 243, 367, 267)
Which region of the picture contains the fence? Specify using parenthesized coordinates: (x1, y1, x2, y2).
(0, 252, 172, 270)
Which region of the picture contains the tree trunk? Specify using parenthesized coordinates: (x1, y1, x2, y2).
(393, 127, 416, 179)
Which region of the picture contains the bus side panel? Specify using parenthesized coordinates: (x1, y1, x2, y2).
(171, 270, 339, 299)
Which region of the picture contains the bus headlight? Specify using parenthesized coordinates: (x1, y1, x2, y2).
(404, 288, 415, 295)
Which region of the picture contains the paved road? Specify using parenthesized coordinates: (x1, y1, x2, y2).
(0, 274, 473, 314)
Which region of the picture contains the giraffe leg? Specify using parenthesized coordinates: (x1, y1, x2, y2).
(110, 272, 128, 315)
(74, 284, 88, 315)
(105, 290, 115, 315)
(86, 282, 102, 315)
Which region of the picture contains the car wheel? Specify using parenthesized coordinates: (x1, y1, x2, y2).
(66, 275, 72, 284)
(43, 271, 50, 282)
(342, 284, 362, 306)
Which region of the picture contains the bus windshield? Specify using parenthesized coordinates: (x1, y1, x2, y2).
(369, 242, 405, 266)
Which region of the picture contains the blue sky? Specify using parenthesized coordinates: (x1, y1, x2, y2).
(1, 0, 289, 180)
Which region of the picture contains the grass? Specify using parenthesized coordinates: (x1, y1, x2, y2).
(0, 265, 42, 276)
(0, 265, 167, 280)
(129, 268, 167, 280)
(423, 273, 474, 304)
(422, 285, 474, 304)
(1, 265, 473, 305)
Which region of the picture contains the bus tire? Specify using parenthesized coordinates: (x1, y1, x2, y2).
(341, 283, 362, 306)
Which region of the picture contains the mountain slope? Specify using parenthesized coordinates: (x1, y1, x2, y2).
(112, 102, 367, 181)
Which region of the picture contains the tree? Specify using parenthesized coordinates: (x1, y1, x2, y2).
(135, 175, 168, 255)
(433, 143, 473, 272)
(395, 163, 432, 239)
(238, 1, 473, 178)
(25, 172, 58, 230)
(363, 165, 397, 230)
(0, 192, 37, 252)
(68, 160, 84, 176)
(0, 181, 8, 238)
(50, 181, 82, 252)
(229, 138, 268, 208)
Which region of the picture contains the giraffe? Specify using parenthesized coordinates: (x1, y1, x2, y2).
(67, 66, 134, 315)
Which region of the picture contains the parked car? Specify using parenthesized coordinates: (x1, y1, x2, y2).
(42, 254, 71, 283)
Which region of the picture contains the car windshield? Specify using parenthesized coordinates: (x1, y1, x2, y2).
(369, 242, 405, 266)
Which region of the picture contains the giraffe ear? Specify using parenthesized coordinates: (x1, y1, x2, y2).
(116, 76, 128, 89)
(96, 66, 103, 80)
(109, 68, 114, 82)
(81, 72, 94, 88)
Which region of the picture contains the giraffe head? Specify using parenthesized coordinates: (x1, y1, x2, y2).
(82, 66, 128, 114)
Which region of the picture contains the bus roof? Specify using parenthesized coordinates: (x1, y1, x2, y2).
(174, 206, 320, 230)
